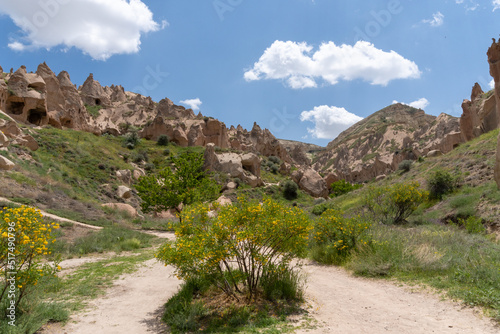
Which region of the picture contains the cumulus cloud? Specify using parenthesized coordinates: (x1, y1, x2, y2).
(490, 79, 495, 89)
(180, 98, 202, 111)
(244, 40, 421, 89)
(494, 0, 500, 11)
(392, 98, 430, 110)
(422, 12, 444, 27)
(300, 105, 363, 140)
(0, 0, 164, 60)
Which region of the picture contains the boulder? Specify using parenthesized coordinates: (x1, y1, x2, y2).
(0, 131, 8, 147)
(13, 134, 39, 151)
(217, 195, 232, 206)
(279, 162, 291, 176)
(102, 203, 138, 217)
(324, 172, 340, 188)
(375, 174, 387, 181)
(133, 169, 145, 180)
(426, 150, 442, 158)
(116, 169, 132, 184)
(117, 185, 132, 199)
(0, 156, 15, 170)
(292, 168, 328, 198)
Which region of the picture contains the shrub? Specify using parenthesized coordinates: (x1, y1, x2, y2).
(311, 201, 337, 216)
(268, 156, 281, 165)
(157, 135, 169, 146)
(363, 181, 428, 225)
(330, 179, 362, 197)
(0, 207, 60, 312)
(456, 216, 486, 234)
(163, 149, 170, 156)
(282, 180, 298, 200)
(122, 131, 139, 149)
(398, 160, 412, 173)
(156, 197, 311, 300)
(269, 164, 279, 174)
(427, 170, 459, 200)
(311, 209, 371, 265)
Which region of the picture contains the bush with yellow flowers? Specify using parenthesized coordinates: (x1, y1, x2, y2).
(363, 181, 429, 225)
(0, 206, 60, 310)
(156, 197, 311, 301)
(311, 208, 371, 265)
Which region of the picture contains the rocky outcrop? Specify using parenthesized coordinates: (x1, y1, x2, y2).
(1, 66, 48, 126)
(488, 38, 500, 188)
(0, 119, 39, 151)
(460, 83, 497, 141)
(0, 156, 15, 170)
(79, 73, 111, 107)
(313, 104, 464, 183)
(102, 203, 138, 217)
(203, 143, 264, 187)
(291, 168, 328, 198)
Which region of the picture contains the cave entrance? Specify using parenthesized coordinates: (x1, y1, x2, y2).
(27, 107, 46, 126)
(95, 98, 102, 106)
(242, 162, 257, 176)
(6, 100, 25, 115)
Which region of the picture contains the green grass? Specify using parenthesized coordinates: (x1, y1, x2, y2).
(52, 225, 157, 256)
(162, 278, 305, 333)
(85, 104, 103, 118)
(345, 223, 500, 321)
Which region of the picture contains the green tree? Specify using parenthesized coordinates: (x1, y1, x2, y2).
(135, 152, 220, 220)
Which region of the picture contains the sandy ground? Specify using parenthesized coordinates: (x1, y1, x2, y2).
(297, 262, 499, 334)
(40, 258, 500, 334)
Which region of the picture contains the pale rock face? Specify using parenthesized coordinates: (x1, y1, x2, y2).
(313, 104, 464, 183)
(0, 155, 15, 170)
(203, 143, 264, 188)
(117, 185, 132, 199)
(460, 82, 498, 141)
(0, 131, 8, 147)
(488, 38, 500, 189)
(116, 170, 132, 184)
(102, 203, 138, 217)
(291, 168, 328, 198)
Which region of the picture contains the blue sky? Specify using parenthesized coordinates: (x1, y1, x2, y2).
(0, 0, 498, 146)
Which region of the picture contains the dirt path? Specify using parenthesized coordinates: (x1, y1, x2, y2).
(298, 262, 499, 334)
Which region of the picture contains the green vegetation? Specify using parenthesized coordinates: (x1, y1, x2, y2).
(84, 104, 103, 118)
(398, 160, 412, 173)
(282, 180, 298, 200)
(157, 134, 169, 146)
(329, 179, 362, 197)
(136, 151, 221, 219)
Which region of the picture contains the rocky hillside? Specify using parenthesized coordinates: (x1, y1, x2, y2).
(313, 103, 464, 184)
(0, 63, 292, 163)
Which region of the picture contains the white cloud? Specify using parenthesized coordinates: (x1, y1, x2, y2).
(180, 98, 202, 111)
(490, 79, 495, 89)
(494, 0, 500, 11)
(422, 12, 444, 27)
(0, 0, 164, 60)
(244, 40, 421, 89)
(392, 98, 430, 110)
(300, 105, 363, 140)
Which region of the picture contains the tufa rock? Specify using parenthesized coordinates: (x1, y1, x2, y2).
(102, 203, 138, 217)
(0, 155, 15, 170)
(117, 185, 132, 199)
(291, 168, 328, 198)
(488, 38, 500, 188)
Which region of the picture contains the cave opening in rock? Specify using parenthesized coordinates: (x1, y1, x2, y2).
(95, 98, 102, 106)
(6, 100, 24, 115)
(27, 107, 46, 125)
(242, 162, 257, 176)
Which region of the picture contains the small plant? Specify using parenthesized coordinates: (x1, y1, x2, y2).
(162, 148, 170, 156)
(157, 135, 169, 146)
(282, 180, 298, 200)
(311, 201, 337, 216)
(268, 156, 281, 165)
(85, 104, 103, 118)
(398, 160, 412, 173)
(456, 216, 486, 234)
(311, 208, 371, 265)
(122, 132, 140, 149)
(330, 179, 362, 197)
(427, 169, 458, 200)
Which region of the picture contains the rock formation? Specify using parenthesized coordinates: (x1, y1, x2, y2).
(313, 104, 464, 183)
(488, 38, 500, 188)
(291, 168, 328, 198)
(460, 82, 497, 141)
(203, 143, 264, 187)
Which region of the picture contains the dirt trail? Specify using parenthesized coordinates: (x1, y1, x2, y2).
(43, 258, 499, 334)
(298, 262, 499, 334)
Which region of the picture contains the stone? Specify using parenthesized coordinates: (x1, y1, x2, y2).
(375, 174, 386, 181)
(292, 168, 328, 198)
(279, 162, 291, 175)
(0, 155, 15, 170)
(116, 169, 132, 184)
(117, 185, 132, 199)
(102, 203, 137, 217)
(225, 182, 237, 190)
(0, 131, 8, 147)
(133, 169, 145, 180)
(426, 150, 443, 158)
